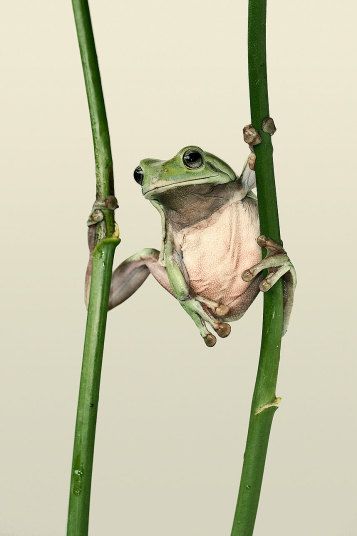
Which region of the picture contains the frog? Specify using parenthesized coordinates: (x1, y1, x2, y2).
(85, 125, 296, 347)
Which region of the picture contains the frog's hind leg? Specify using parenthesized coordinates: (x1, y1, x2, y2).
(241, 235, 297, 334)
(108, 248, 169, 310)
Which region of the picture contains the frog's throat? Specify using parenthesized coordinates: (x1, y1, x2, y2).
(143, 174, 233, 198)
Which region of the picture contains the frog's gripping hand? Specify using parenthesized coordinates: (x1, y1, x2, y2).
(85, 197, 119, 306)
(242, 235, 297, 334)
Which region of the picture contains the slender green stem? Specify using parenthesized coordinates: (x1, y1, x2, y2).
(67, 2, 119, 534)
(230, 1, 284, 535)
(67, 239, 118, 535)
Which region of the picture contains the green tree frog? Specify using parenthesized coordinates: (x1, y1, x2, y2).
(86, 129, 296, 347)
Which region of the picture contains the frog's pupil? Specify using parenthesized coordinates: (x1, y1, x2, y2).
(183, 150, 203, 169)
(134, 166, 144, 185)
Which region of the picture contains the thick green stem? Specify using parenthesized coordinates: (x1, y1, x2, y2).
(67, 1, 119, 534)
(230, 1, 284, 535)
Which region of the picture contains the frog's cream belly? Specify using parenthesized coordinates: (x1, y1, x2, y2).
(179, 198, 261, 315)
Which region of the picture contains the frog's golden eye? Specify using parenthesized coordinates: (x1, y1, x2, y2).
(133, 166, 144, 185)
(183, 150, 203, 169)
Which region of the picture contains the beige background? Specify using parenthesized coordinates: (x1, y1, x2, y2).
(1, 1, 356, 535)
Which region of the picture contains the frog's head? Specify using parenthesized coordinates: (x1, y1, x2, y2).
(133, 146, 237, 201)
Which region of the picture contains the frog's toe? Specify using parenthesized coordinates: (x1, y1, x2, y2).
(260, 263, 295, 292)
(215, 304, 230, 317)
(195, 296, 229, 317)
(204, 333, 217, 347)
(262, 117, 277, 135)
(257, 235, 285, 254)
(242, 268, 255, 282)
(248, 153, 256, 170)
(214, 322, 231, 338)
(243, 124, 262, 146)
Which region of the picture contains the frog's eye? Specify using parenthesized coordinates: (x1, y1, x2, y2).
(183, 150, 203, 169)
(133, 166, 144, 185)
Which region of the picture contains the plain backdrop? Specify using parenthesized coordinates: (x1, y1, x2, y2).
(1, 1, 356, 535)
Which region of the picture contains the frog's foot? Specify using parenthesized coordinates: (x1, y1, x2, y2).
(195, 295, 230, 317)
(242, 235, 297, 334)
(180, 298, 231, 347)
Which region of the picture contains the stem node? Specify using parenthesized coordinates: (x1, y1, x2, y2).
(255, 397, 282, 416)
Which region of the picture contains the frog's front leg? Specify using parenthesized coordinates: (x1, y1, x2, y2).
(242, 235, 296, 334)
(164, 238, 231, 347)
(108, 248, 166, 310)
(85, 234, 164, 309)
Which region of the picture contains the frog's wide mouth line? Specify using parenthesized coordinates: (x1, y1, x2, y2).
(143, 174, 230, 197)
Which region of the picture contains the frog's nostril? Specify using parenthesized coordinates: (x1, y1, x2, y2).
(133, 166, 144, 185)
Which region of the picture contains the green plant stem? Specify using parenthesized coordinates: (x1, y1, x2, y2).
(230, 1, 284, 535)
(67, 1, 119, 534)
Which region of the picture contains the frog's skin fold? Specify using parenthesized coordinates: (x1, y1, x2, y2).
(86, 145, 296, 347)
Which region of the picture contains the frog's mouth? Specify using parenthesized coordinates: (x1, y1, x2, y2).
(143, 174, 232, 198)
